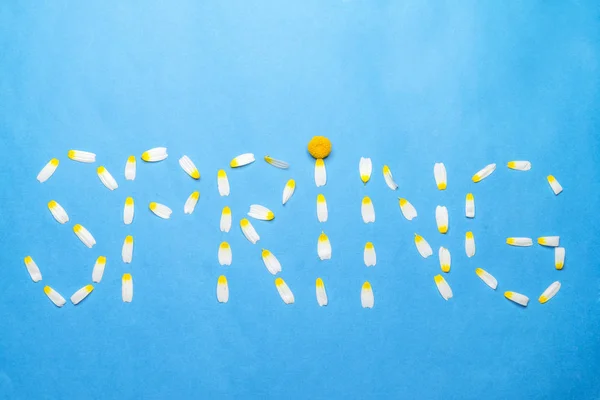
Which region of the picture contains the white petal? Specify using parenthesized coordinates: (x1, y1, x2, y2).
(414, 234, 433, 258)
(275, 278, 294, 304)
(217, 276, 229, 303)
(465, 193, 475, 218)
(538, 236, 560, 247)
(184, 191, 200, 214)
(316, 278, 328, 306)
(48, 200, 69, 224)
(44, 286, 66, 307)
(248, 204, 275, 221)
(282, 179, 295, 205)
(70, 285, 94, 305)
(230, 153, 255, 168)
(382, 165, 398, 190)
(122, 236, 134, 263)
(434, 275, 453, 300)
(316, 194, 328, 222)
(364, 242, 376, 267)
(217, 169, 230, 196)
(438, 247, 451, 273)
(220, 206, 232, 232)
(317, 232, 332, 260)
(149, 202, 172, 219)
(97, 166, 118, 190)
(123, 197, 134, 225)
(361, 196, 375, 223)
(361, 282, 374, 308)
(218, 242, 232, 266)
(435, 206, 448, 234)
(262, 249, 282, 275)
(122, 273, 133, 302)
(547, 175, 563, 195)
(555, 247, 565, 270)
(539, 281, 561, 304)
(23, 256, 42, 282)
(399, 198, 417, 220)
(73, 224, 96, 248)
(141, 147, 168, 162)
(68, 150, 96, 163)
(506, 237, 532, 247)
(92, 256, 106, 283)
(315, 158, 327, 187)
(465, 232, 476, 257)
(507, 161, 531, 171)
(124, 156, 136, 180)
(179, 155, 200, 179)
(434, 163, 447, 190)
(37, 158, 59, 183)
(240, 218, 260, 244)
(505, 291, 529, 306)
(472, 163, 496, 183)
(359, 157, 372, 184)
(475, 268, 497, 289)
(264, 155, 289, 169)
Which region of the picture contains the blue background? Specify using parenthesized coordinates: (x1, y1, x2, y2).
(1, 1, 599, 399)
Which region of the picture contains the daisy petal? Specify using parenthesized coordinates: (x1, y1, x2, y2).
(539, 281, 561, 304)
(434, 275, 453, 300)
(124, 156, 136, 180)
(282, 179, 295, 205)
(359, 157, 372, 184)
(317, 231, 332, 260)
(217, 169, 230, 196)
(149, 202, 172, 219)
(316, 278, 328, 306)
(264, 155, 290, 169)
(361, 282, 374, 308)
(261, 249, 282, 275)
(435, 205, 448, 234)
(122, 273, 133, 302)
(179, 155, 200, 179)
(465, 193, 475, 218)
(364, 242, 376, 267)
(97, 166, 118, 190)
(48, 200, 69, 224)
(37, 158, 59, 183)
(275, 277, 294, 304)
(316, 194, 328, 222)
(538, 236, 560, 247)
(23, 256, 42, 282)
(439, 247, 451, 273)
(361, 196, 375, 223)
(399, 198, 417, 220)
(44, 286, 66, 307)
(240, 218, 260, 244)
(434, 163, 447, 190)
(230, 153, 255, 168)
(73, 224, 96, 248)
(382, 165, 398, 190)
(248, 204, 275, 221)
(68, 150, 96, 163)
(122, 235, 134, 263)
(504, 291, 529, 307)
(217, 276, 229, 303)
(92, 256, 106, 283)
(506, 237, 533, 247)
(414, 233, 433, 258)
(475, 268, 497, 290)
(465, 231, 476, 257)
(218, 242, 232, 266)
(547, 175, 563, 195)
(315, 158, 327, 187)
(507, 161, 531, 171)
(141, 147, 168, 162)
(220, 206, 232, 232)
(555, 247, 565, 270)
(70, 285, 94, 305)
(184, 191, 200, 214)
(123, 197, 134, 225)
(472, 163, 496, 183)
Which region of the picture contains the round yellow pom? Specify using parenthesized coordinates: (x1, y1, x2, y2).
(307, 136, 332, 159)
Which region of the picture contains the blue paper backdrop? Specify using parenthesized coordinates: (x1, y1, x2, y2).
(1, 1, 599, 399)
